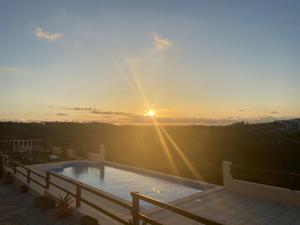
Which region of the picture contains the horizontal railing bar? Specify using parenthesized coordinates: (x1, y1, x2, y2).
(48, 171, 78, 185)
(30, 177, 46, 188)
(135, 193, 222, 225)
(80, 198, 131, 225)
(11, 161, 28, 170)
(29, 169, 46, 178)
(48, 181, 76, 197)
(15, 168, 27, 177)
(81, 185, 131, 209)
(138, 214, 164, 225)
(6, 158, 27, 169)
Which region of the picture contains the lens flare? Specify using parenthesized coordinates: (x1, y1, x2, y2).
(146, 110, 155, 117)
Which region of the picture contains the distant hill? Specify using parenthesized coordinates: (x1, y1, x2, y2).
(0, 121, 299, 185)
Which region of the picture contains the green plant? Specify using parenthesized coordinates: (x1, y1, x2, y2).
(55, 194, 73, 217)
(57, 194, 73, 208)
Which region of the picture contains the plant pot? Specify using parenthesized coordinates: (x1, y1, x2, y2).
(80, 215, 98, 225)
(56, 206, 72, 218)
(20, 185, 29, 193)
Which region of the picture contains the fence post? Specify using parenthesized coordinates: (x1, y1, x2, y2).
(13, 163, 17, 175)
(76, 184, 81, 208)
(131, 192, 140, 225)
(0, 155, 3, 175)
(27, 169, 31, 183)
(45, 171, 50, 189)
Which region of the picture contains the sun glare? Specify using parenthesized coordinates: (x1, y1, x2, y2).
(146, 109, 155, 117)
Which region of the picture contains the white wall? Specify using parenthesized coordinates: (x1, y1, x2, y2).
(223, 161, 300, 205)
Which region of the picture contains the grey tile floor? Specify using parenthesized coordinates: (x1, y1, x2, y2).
(0, 181, 80, 225)
(150, 189, 300, 225)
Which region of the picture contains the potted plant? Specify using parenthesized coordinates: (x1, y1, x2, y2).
(55, 194, 73, 217)
(80, 215, 98, 225)
(20, 184, 29, 193)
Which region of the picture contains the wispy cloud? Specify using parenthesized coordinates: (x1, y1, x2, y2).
(152, 32, 172, 50)
(35, 27, 64, 42)
(91, 110, 142, 118)
(63, 107, 96, 111)
(56, 113, 68, 116)
(0, 67, 22, 73)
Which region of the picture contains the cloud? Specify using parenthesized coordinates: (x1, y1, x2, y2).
(35, 27, 64, 42)
(0, 67, 20, 73)
(63, 107, 96, 111)
(90, 110, 141, 118)
(152, 32, 172, 50)
(56, 113, 68, 116)
(269, 111, 278, 114)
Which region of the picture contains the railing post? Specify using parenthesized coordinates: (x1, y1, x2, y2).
(27, 169, 31, 183)
(0, 155, 3, 175)
(76, 184, 81, 208)
(45, 171, 50, 189)
(131, 192, 140, 225)
(13, 162, 17, 175)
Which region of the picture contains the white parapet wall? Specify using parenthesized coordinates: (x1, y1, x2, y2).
(87, 152, 105, 161)
(223, 161, 300, 205)
(51, 145, 105, 162)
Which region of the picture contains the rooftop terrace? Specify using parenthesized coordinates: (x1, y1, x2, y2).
(1, 157, 299, 225)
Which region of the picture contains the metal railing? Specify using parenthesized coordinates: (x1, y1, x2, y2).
(0, 155, 223, 225)
(231, 164, 300, 190)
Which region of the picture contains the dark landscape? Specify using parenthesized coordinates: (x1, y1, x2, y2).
(1, 120, 299, 185)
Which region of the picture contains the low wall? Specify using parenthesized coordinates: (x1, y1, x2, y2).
(87, 152, 105, 161)
(52, 146, 63, 155)
(51, 147, 105, 162)
(223, 161, 300, 205)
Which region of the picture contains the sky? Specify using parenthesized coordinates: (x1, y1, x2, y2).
(0, 0, 299, 125)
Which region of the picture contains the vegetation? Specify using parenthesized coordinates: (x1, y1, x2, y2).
(0, 121, 299, 185)
(56, 194, 73, 217)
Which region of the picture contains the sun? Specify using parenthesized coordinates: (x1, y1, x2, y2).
(146, 109, 155, 117)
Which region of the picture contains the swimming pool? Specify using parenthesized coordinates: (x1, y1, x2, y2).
(51, 162, 203, 207)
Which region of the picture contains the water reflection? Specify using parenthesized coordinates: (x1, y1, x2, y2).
(64, 163, 105, 180)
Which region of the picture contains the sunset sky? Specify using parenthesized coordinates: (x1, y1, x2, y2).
(1, 0, 299, 124)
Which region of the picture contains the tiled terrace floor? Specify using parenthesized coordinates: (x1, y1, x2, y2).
(149, 189, 300, 225)
(2, 163, 300, 225)
(0, 181, 80, 225)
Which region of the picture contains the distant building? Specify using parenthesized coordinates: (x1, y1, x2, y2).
(0, 139, 52, 155)
(278, 119, 300, 132)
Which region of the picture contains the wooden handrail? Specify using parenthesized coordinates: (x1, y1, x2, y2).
(131, 192, 223, 225)
(2, 156, 132, 224)
(1, 156, 224, 225)
(80, 183, 132, 209)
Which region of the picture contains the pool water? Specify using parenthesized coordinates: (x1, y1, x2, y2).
(51, 162, 202, 207)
